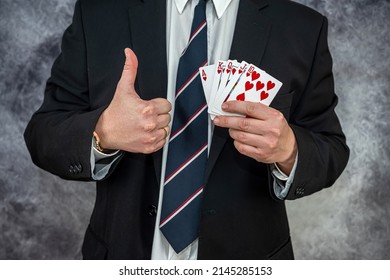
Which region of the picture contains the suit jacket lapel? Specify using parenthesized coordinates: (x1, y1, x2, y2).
(128, 0, 167, 184)
(205, 0, 271, 182)
(229, 0, 270, 64)
(128, 0, 167, 100)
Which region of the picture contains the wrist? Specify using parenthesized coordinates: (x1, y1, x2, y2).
(276, 152, 296, 176)
(276, 129, 297, 175)
(94, 110, 115, 152)
(93, 131, 115, 154)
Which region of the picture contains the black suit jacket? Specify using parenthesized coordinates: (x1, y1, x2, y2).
(24, 0, 349, 259)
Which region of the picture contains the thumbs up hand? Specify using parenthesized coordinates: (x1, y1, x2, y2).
(94, 48, 172, 154)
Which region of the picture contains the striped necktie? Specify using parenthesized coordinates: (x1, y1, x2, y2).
(160, 0, 208, 253)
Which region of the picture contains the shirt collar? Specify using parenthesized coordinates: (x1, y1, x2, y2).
(174, 0, 233, 19)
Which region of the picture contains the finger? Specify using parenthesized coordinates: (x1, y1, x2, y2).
(149, 127, 169, 143)
(142, 138, 166, 154)
(162, 126, 170, 139)
(150, 98, 172, 115)
(156, 114, 171, 129)
(145, 132, 167, 153)
(120, 48, 138, 88)
(154, 137, 167, 151)
(214, 115, 269, 135)
(221, 101, 273, 120)
(233, 140, 272, 164)
(229, 128, 267, 148)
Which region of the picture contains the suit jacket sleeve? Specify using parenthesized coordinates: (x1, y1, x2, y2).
(24, 1, 107, 180)
(282, 17, 349, 200)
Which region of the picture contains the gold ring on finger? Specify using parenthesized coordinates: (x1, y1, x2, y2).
(163, 126, 169, 138)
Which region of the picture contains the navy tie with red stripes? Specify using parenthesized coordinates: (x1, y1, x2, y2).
(160, 0, 208, 253)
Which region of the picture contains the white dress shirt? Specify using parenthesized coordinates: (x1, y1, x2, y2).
(90, 0, 297, 260)
(151, 0, 240, 260)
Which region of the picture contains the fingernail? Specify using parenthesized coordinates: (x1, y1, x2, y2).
(213, 117, 220, 125)
(221, 103, 228, 110)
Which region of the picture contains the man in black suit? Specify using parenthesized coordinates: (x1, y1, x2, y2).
(24, 0, 349, 259)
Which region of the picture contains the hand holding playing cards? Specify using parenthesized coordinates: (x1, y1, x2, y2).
(200, 60, 296, 173)
(95, 48, 172, 154)
(213, 101, 297, 175)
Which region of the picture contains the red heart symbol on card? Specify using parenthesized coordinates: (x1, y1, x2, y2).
(252, 71, 260, 81)
(201, 70, 207, 81)
(267, 81, 275, 91)
(245, 81, 254, 91)
(232, 68, 237, 75)
(256, 81, 265, 91)
(260, 91, 269, 101)
(238, 69, 243, 74)
(217, 69, 221, 74)
(237, 93, 245, 101)
(226, 69, 231, 74)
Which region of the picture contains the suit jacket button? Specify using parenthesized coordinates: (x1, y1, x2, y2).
(203, 209, 216, 216)
(148, 205, 157, 216)
(69, 165, 74, 174)
(295, 187, 305, 196)
(75, 163, 82, 173)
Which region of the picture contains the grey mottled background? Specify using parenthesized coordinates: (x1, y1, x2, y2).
(0, 0, 389, 259)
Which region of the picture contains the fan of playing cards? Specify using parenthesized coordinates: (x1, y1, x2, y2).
(199, 60, 283, 119)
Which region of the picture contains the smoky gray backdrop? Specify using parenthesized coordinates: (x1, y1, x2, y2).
(0, 0, 389, 259)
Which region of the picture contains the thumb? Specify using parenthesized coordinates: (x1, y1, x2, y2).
(119, 48, 138, 90)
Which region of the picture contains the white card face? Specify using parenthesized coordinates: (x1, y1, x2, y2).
(198, 60, 283, 119)
(227, 64, 282, 106)
(207, 60, 226, 117)
(211, 61, 249, 116)
(213, 60, 239, 107)
(227, 64, 266, 102)
(254, 71, 283, 106)
(199, 64, 216, 105)
(216, 60, 238, 95)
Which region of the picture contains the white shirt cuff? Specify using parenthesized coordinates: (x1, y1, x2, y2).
(270, 152, 298, 200)
(90, 138, 121, 180)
